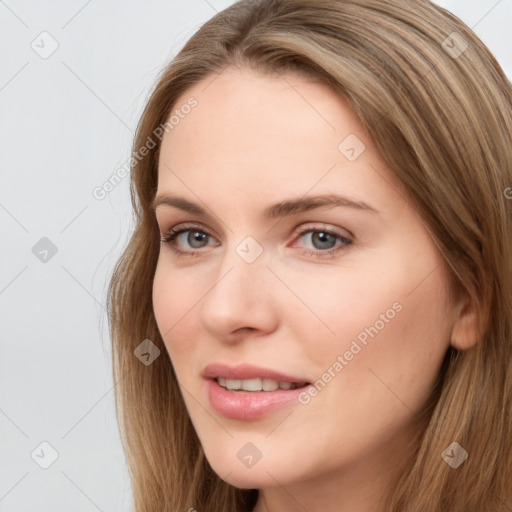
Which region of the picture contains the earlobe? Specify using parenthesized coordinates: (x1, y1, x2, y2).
(450, 294, 480, 351)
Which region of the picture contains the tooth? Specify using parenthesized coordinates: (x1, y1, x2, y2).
(262, 379, 279, 391)
(225, 379, 242, 390)
(240, 378, 263, 391)
(218, 377, 304, 392)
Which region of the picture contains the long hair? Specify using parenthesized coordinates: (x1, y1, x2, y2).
(107, 1, 512, 510)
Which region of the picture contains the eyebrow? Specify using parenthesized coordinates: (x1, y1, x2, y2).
(151, 193, 379, 218)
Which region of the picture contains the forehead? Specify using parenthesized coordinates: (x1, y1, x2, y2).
(159, 68, 374, 171)
(155, 66, 406, 219)
(166, 66, 363, 138)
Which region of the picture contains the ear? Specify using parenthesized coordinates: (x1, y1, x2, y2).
(450, 293, 480, 351)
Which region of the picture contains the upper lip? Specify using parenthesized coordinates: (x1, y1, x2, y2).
(202, 362, 310, 384)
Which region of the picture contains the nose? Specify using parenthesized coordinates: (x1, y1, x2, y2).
(198, 242, 279, 341)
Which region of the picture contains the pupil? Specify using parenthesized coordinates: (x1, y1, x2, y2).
(313, 232, 336, 250)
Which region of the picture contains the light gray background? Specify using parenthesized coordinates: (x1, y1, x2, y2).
(1, 1, 510, 511)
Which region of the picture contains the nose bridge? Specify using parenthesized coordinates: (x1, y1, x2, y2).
(198, 234, 276, 335)
(207, 234, 269, 305)
(216, 232, 269, 288)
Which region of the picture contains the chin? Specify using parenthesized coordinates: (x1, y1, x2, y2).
(220, 469, 275, 490)
(206, 452, 296, 489)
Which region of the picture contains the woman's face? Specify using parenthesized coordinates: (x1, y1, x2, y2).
(152, 66, 462, 498)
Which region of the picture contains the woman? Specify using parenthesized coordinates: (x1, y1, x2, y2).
(107, 0, 512, 510)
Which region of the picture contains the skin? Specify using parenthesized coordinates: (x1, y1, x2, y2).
(152, 66, 476, 512)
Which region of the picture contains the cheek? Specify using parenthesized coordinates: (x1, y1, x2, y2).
(316, 266, 453, 423)
(152, 258, 200, 360)
(152, 259, 176, 336)
(285, 244, 454, 406)
(272, 257, 409, 369)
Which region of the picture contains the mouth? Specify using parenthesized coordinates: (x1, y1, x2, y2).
(202, 363, 312, 419)
(206, 377, 312, 420)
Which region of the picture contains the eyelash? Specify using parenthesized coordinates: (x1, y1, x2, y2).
(160, 223, 352, 259)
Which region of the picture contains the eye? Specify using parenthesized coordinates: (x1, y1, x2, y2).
(160, 223, 352, 259)
(293, 226, 352, 258)
(160, 223, 218, 256)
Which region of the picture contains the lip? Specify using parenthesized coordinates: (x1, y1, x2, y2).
(206, 378, 310, 420)
(202, 363, 311, 420)
(202, 362, 309, 383)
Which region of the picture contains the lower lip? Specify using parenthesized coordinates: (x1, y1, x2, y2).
(206, 378, 310, 420)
